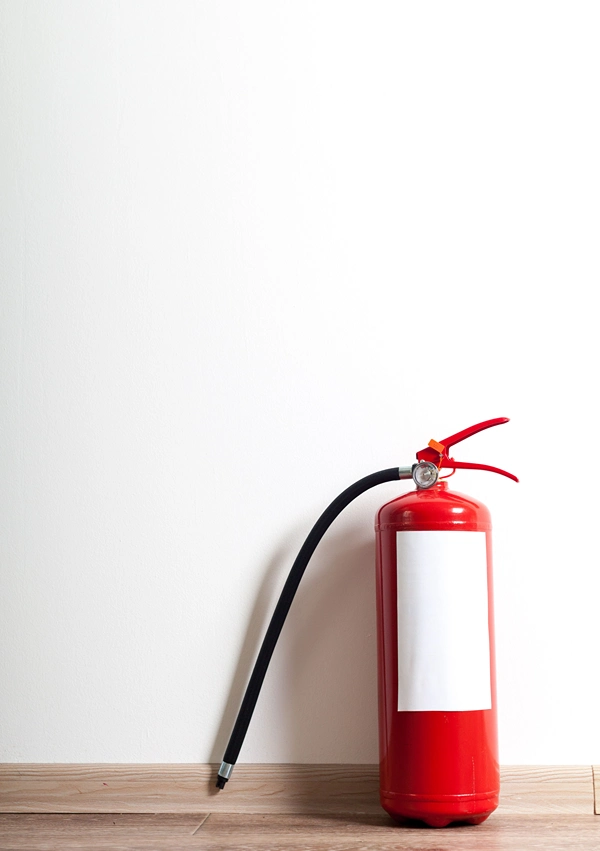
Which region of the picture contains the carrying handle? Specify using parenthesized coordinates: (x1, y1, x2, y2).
(416, 417, 518, 482)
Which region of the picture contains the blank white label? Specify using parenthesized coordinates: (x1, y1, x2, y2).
(396, 531, 491, 712)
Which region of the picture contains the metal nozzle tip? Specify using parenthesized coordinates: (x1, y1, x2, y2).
(216, 761, 233, 790)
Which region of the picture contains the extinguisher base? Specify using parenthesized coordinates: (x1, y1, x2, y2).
(380, 790, 498, 829)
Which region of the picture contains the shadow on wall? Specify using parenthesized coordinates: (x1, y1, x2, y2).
(209, 543, 291, 764)
(210, 524, 379, 764)
(282, 530, 378, 763)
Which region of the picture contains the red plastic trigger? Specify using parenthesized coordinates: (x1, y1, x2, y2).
(416, 418, 518, 483)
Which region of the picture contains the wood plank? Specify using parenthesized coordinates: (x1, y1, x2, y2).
(499, 765, 593, 815)
(201, 812, 600, 850)
(0, 764, 594, 815)
(0, 765, 380, 815)
(0, 814, 209, 850)
(194, 812, 600, 851)
(1, 812, 599, 851)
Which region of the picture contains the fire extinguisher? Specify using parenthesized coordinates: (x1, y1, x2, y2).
(216, 417, 517, 829)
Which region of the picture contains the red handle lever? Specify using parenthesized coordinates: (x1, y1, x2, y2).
(416, 418, 518, 483)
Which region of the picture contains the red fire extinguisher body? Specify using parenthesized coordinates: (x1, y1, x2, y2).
(375, 481, 499, 827)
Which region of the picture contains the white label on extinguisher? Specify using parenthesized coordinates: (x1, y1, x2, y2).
(396, 531, 491, 712)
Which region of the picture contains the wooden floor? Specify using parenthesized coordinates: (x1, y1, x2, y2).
(1, 811, 599, 851)
(1, 765, 599, 850)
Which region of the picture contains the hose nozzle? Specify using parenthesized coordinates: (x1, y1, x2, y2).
(216, 761, 233, 789)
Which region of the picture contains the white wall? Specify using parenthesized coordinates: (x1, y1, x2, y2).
(1, 1, 599, 765)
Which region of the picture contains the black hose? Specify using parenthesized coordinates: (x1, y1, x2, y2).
(216, 466, 406, 788)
